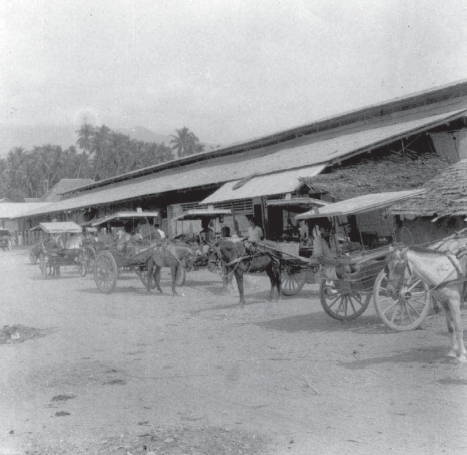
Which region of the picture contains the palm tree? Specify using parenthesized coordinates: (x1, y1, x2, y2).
(91, 125, 111, 180)
(76, 123, 95, 178)
(170, 127, 192, 159)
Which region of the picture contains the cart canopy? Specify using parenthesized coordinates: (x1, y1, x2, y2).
(30, 221, 83, 234)
(91, 211, 159, 227)
(295, 190, 426, 219)
(172, 208, 231, 222)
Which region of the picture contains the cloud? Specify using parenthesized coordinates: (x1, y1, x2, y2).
(2, 0, 467, 144)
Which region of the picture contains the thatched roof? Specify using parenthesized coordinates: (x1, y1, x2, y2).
(300, 152, 449, 201)
(391, 159, 467, 218)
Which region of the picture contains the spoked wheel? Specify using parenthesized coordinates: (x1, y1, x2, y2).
(373, 268, 431, 331)
(78, 250, 87, 277)
(39, 253, 48, 280)
(93, 250, 118, 294)
(136, 268, 158, 290)
(30, 249, 38, 265)
(319, 279, 371, 320)
(176, 267, 186, 286)
(80, 245, 96, 277)
(281, 266, 306, 296)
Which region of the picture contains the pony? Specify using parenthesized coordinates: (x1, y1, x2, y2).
(145, 243, 197, 295)
(386, 245, 466, 363)
(208, 239, 281, 307)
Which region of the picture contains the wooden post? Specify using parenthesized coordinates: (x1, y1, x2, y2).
(231, 202, 238, 235)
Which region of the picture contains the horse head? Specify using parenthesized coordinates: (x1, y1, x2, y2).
(386, 246, 410, 299)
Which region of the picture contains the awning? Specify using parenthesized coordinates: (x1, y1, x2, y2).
(201, 165, 326, 204)
(172, 209, 231, 222)
(267, 197, 330, 209)
(30, 222, 83, 234)
(295, 190, 426, 219)
(91, 211, 159, 227)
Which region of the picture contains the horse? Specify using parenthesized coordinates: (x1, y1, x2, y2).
(145, 243, 198, 296)
(386, 245, 467, 363)
(208, 239, 281, 307)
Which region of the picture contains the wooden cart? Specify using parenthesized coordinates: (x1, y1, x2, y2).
(90, 211, 186, 293)
(30, 222, 87, 279)
(292, 189, 434, 331)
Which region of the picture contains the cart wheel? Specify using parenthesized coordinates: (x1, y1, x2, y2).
(78, 250, 87, 277)
(136, 269, 158, 289)
(373, 268, 431, 331)
(82, 245, 96, 276)
(319, 279, 371, 320)
(93, 250, 118, 294)
(176, 267, 186, 286)
(281, 267, 306, 296)
(39, 253, 48, 280)
(30, 249, 38, 265)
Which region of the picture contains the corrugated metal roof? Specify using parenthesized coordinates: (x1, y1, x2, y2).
(201, 166, 325, 204)
(0, 203, 51, 219)
(18, 108, 466, 218)
(296, 190, 426, 219)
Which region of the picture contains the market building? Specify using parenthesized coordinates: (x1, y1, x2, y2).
(16, 79, 467, 244)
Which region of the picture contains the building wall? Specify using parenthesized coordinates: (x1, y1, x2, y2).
(398, 216, 466, 245)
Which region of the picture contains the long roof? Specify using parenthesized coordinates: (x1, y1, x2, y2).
(19, 108, 467, 219)
(0, 203, 51, 219)
(62, 79, 467, 196)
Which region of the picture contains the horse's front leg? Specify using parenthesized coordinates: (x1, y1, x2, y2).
(274, 264, 282, 301)
(234, 271, 245, 307)
(449, 297, 467, 362)
(170, 265, 179, 296)
(155, 266, 163, 294)
(146, 259, 153, 292)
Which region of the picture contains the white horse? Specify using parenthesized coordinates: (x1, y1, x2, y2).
(386, 245, 466, 363)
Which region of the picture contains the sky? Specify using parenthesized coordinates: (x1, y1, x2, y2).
(2, 0, 467, 146)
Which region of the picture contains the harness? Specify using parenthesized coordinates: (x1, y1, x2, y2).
(393, 249, 467, 296)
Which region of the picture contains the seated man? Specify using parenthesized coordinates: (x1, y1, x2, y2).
(245, 217, 263, 253)
(198, 219, 215, 245)
(312, 224, 349, 280)
(116, 227, 132, 252)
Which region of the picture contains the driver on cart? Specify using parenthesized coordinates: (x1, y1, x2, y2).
(244, 217, 264, 253)
(312, 223, 350, 280)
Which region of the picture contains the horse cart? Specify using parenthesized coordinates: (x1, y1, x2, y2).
(171, 208, 231, 270)
(267, 196, 331, 296)
(0, 229, 13, 251)
(90, 211, 194, 294)
(290, 189, 434, 331)
(30, 222, 87, 279)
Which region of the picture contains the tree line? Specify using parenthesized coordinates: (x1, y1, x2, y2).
(0, 124, 207, 201)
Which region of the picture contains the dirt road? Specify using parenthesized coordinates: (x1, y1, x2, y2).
(0, 250, 466, 455)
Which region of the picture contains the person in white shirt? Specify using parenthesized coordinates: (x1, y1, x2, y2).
(299, 220, 310, 246)
(66, 233, 82, 249)
(247, 218, 263, 243)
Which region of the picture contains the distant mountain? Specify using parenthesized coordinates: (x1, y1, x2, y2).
(0, 125, 177, 157)
(115, 127, 172, 145)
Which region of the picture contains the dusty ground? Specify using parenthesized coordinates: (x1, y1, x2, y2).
(0, 249, 466, 455)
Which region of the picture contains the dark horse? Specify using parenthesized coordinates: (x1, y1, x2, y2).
(146, 243, 197, 295)
(208, 240, 281, 307)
